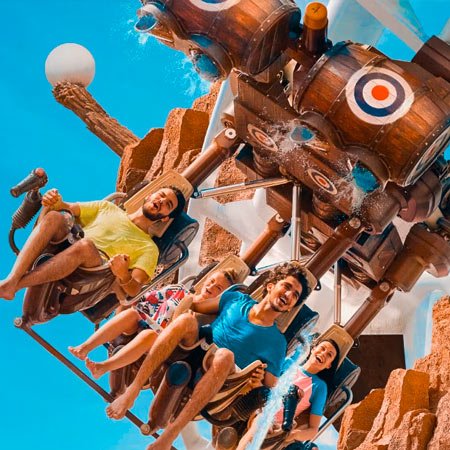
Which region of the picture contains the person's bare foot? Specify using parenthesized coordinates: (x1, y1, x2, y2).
(85, 358, 107, 379)
(0, 279, 18, 301)
(68, 345, 89, 361)
(106, 389, 137, 420)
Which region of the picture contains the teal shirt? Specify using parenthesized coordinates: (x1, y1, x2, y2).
(210, 291, 286, 377)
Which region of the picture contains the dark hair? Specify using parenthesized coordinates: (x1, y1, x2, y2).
(262, 261, 312, 306)
(166, 186, 186, 219)
(218, 268, 239, 286)
(315, 339, 340, 387)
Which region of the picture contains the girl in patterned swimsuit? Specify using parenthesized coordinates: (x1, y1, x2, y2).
(68, 268, 237, 379)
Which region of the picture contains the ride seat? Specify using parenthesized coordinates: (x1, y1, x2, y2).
(21, 170, 199, 326)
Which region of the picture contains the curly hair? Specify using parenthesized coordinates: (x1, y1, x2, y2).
(262, 261, 312, 306)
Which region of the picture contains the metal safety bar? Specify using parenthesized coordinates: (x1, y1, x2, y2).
(193, 177, 289, 199)
(334, 260, 342, 325)
(251, 260, 289, 277)
(14, 318, 177, 448)
(291, 184, 302, 260)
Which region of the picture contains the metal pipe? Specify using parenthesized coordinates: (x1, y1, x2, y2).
(16, 321, 145, 429)
(181, 128, 240, 188)
(344, 281, 395, 338)
(291, 184, 302, 260)
(252, 261, 287, 277)
(122, 243, 189, 307)
(334, 260, 342, 325)
(193, 177, 289, 199)
(16, 320, 180, 448)
(241, 215, 289, 273)
(310, 386, 353, 442)
(306, 217, 365, 280)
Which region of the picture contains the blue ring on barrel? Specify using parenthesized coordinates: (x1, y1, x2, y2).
(191, 52, 221, 81)
(135, 14, 157, 32)
(353, 72, 405, 117)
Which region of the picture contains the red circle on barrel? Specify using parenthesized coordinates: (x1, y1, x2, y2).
(371, 85, 389, 101)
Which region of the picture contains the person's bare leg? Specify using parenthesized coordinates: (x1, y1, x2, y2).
(0, 211, 68, 300)
(106, 313, 199, 419)
(15, 238, 103, 291)
(147, 348, 235, 450)
(236, 414, 259, 450)
(86, 329, 158, 379)
(69, 308, 142, 360)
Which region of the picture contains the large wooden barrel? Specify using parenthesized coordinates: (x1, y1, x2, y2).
(293, 42, 450, 186)
(140, 0, 300, 79)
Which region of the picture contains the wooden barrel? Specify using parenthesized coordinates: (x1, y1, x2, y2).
(293, 42, 450, 186)
(143, 0, 300, 78)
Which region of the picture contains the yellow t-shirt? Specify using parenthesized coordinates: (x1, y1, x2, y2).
(78, 201, 158, 279)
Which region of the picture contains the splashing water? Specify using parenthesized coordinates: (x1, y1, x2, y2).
(137, 33, 150, 45)
(180, 57, 211, 97)
(246, 332, 314, 450)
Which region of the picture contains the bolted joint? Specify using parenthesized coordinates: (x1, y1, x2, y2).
(379, 281, 391, 292)
(140, 423, 152, 435)
(13, 317, 24, 328)
(224, 128, 237, 140)
(349, 217, 362, 229)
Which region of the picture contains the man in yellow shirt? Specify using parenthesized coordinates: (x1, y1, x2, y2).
(0, 186, 185, 301)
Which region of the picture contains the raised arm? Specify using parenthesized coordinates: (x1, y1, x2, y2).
(42, 188, 81, 217)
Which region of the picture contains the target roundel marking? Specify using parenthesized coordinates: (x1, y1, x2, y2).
(247, 124, 278, 152)
(346, 67, 414, 125)
(307, 168, 337, 195)
(189, 0, 241, 11)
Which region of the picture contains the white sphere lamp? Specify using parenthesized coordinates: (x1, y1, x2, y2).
(45, 43, 95, 87)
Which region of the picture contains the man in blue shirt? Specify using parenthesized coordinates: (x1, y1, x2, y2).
(106, 261, 315, 450)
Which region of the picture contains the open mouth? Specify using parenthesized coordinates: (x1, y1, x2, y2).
(151, 201, 160, 211)
(315, 355, 323, 364)
(279, 295, 287, 306)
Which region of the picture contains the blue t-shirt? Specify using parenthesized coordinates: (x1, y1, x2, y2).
(210, 290, 286, 377)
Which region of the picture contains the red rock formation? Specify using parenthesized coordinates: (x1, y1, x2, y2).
(427, 392, 450, 449)
(387, 409, 436, 450)
(338, 296, 450, 450)
(199, 218, 241, 266)
(117, 128, 164, 192)
(192, 81, 222, 114)
(414, 297, 450, 410)
(145, 108, 210, 180)
(337, 389, 384, 450)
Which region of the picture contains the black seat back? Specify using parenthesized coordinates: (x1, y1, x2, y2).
(324, 357, 360, 417)
(153, 212, 199, 264)
(284, 304, 319, 349)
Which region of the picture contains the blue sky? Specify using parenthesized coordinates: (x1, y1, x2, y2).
(0, 1, 448, 450)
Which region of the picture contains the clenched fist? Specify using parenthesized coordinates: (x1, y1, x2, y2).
(42, 188, 63, 210)
(109, 254, 131, 280)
